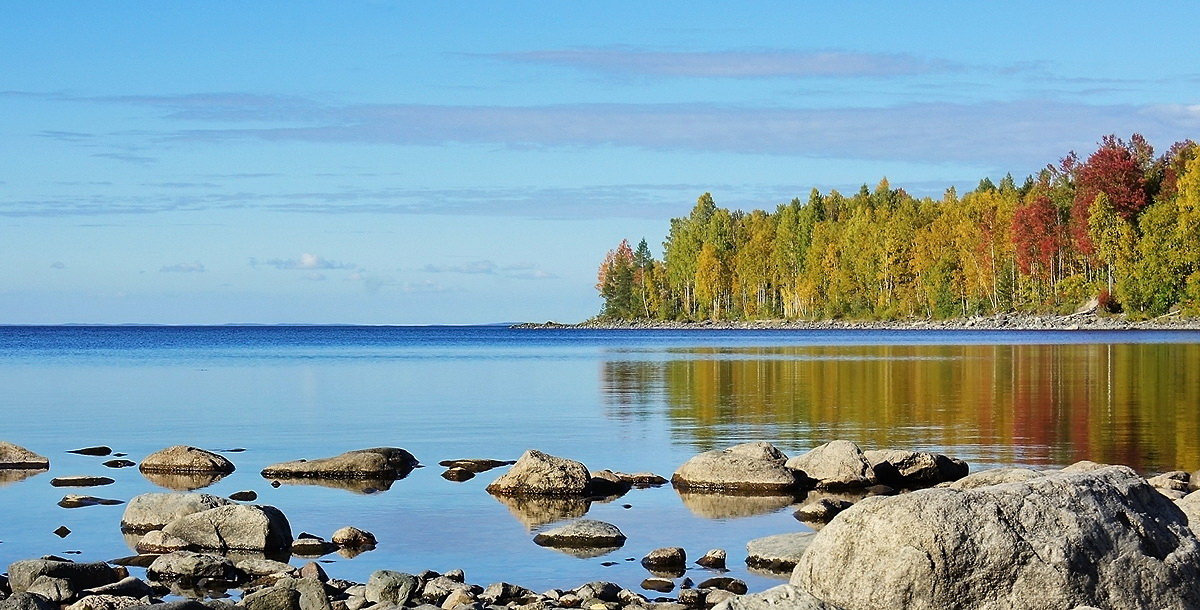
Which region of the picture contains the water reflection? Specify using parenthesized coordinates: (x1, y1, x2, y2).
(603, 343, 1200, 473)
(491, 494, 591, 529)
(142, 471, 228, 491)
(0, 469, 48, 487)
(676, 491, 795, 519)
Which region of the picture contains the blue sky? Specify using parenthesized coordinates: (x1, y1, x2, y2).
(3, 2, 1198, 323)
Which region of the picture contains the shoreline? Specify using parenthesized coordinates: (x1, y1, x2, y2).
(514, 312, 1200, 332)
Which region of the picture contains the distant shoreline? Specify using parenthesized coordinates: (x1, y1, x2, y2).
(514, 312, 1200, 332)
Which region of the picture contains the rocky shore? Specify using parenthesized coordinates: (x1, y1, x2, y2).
(513, 311, 1200, 331)
(5, 440, 1200, 609)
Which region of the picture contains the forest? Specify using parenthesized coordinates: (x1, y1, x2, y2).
(595, 135, 1200, 321)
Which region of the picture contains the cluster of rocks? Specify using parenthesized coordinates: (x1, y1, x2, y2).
(515, 312, 1200, 331)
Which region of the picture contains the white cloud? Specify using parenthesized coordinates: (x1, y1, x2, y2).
(159, 262, 205, 273)
(263, 253, 356, 270)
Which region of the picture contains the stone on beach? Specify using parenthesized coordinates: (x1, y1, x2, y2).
(147, 551, 239, 583)
(744, 532, 817, 573)
(261, 448, 418, 480)
(0, 442, 50, 470)
(120, 493, 234, 532)
(486, 450, 593, 496)
(793, 466, 1200, 610)
(793, 498, 853, 524)
(862, 449, 968, 488)
(532, 519, 627, 549)
(6, 560, 120, 594)
(161, 504, 292, 552)
(784, 441, 875, 489)
(672, 442, 803, 493)
(711, 585, 837, 610)
(135, 530, 191, 554)
(139, 446, 235, 474)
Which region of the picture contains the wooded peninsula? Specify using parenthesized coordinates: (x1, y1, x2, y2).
(595, 135, 1200, 322)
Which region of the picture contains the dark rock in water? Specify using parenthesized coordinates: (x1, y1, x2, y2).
(438, 459, 515, 473)
(50, 476, 115, 487)
(794, 466, 1200, 610)
(229, 490, 257, 502)
(640, 579, 674, 593)
(107, 556, 158, 568)
(586, 471, 632, 497)
(67, 447, 111, 457)
(58, 495, 124, 509)
(672, 442, 804, 493)
(220, 448, 246, 453)
(82, 576, 156, 599)
(330, 526, 375, 549)
(121, 493, 234, 532)
(6, 559, 120, 593)
(486, 450, 592, 497)
(161, 505, 292, 552)
(864, 449, 969, 488)
(641, 547, 686, 570)
(697, 577, 746, 594)
(441, 467, 475, 482)
(53, 527, 71, 538)
(102, 460, 136, 469)
(532, 519, 626, 549)
(291, 536, 335, 557)
(696, 549, 726, 569)
(140, 446, 235, 474)
(261, 448, 418, 480)
(0, 442, 51, 469)
(793, 498, 854, 524)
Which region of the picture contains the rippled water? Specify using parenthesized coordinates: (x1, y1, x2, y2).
(1, 325, 1197, 593)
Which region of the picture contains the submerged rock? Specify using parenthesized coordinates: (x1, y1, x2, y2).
(0, 442, 50, 469)
(672, 442, 803, 493)
(139, 446, 235, 474)
(486, 450, 592, 496)
(794, 466, 1200, 610)
(532, 519, 627, 549)
(161, 504, 292, 552)
(261, 448, 418, 480)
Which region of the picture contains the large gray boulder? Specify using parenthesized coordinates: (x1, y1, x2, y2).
(261, 448, 417, 480)
(6, 561, 120, 594)
(863, 449, 967, 488)
(120, 493, 234, 532)
(945, 467, 1043, 489)
(1176, 491, 1200, 535)
(139, 446, 234, 474)
(485, 450, 591, 496)
(793, 466, 1200, 610)
(672, 442, 802, 493)
(0, 442, 49, 469)
(0, 593, 57, 610)
(161, 504, 292, 551)
(713, 585, 840, 610)
(785, 441, 874, 489)
(365, 571, 419, 606)
(146, 552, 239, 582)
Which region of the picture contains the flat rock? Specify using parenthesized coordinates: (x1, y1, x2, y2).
(65, 595, 143, 610)
(745, 532, 817, 572)
(161, 504, 292, 551)
(120, 493, 234, 532)
(697, 578, 747, 595)
(66, 447, 111, 457)
(945, 467, 1044, 489)
(784, 441, 875, 489)
(485, 450, 592, 496)
(0, 442, 50, 469)
(438, 459, 515, 473)
(81, 576, 156, 599)
(50, 476, 114, 488)
(672, 442, 802, 493)
(139, 446, 235, 474)
(863, 449, 968, 488)
(1148, 471, 1191, 493)
(532, 519, 626, 549)
(441, 468, 475, 482)
(58, 495, 124, 509)
(261, 448, 418, 480)
(6, 560, 120, 594)
(794, 466, 1200, 610)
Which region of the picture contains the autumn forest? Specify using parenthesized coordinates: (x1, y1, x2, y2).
(596, 134, 1200, 321)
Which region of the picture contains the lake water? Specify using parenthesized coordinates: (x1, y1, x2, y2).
(1, 325, 1198, 593)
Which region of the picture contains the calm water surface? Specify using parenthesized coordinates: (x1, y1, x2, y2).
(1, 325, 1198, 592)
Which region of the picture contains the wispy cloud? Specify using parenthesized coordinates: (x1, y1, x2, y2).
(50, 261, 66, 269)
(159, 262, 205, 273)
(485, 47, 960, 79)
(421, 259, 557, 280)
(91, 151, 157, 164)
(258, 253, 357, 271)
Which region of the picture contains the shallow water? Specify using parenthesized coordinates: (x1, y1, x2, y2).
(1, 325, 1198, 593)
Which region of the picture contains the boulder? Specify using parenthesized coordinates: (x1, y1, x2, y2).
(862, 449, 968, 488)
(161, 505, 292, 551)
(146, 552, 239, 582)
(485, 450, 591, 496)
(1148, 471, 1191, 494)
(793, 466, 1200, 610)
(25, 576, 74, 603)
(6, 560, 119, 594)
(120, 493, 234, 532)
(65, 596, 143, 610)
(235, 559, 294, 577)
(330, 527, 376, 548)
(532, 519, 626, 549)
(1176, 491, 1200, 534)
(944, 467, 1043, 489)
(793, 498, 853, 524)
(785, 441, 874, 489)
(139, 446, 234, 474)
(229, 490, 257, 502)
(672, 443, 802, 493)
(696, 549, 726, 569)
(0, 593, 57, 610)
(365, 571, 419, 606)
(267, 578, 331, 610)
(261, 448, 417, 480)
(697, 578, 747, 595)
(0, 442, 50, 469)
(745, 532, 817, 572)
(135, 530, 191, 554)
(711, 585, 839, 610)
(242, 586, 300, 610)
(641, 547, 686, 570)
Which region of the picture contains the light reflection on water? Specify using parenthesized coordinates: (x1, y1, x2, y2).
(0, 326, 1197, 594)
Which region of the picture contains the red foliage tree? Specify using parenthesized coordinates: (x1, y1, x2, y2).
(1012, 195, 1061, 277)
(1070, 135, 1150, 255)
